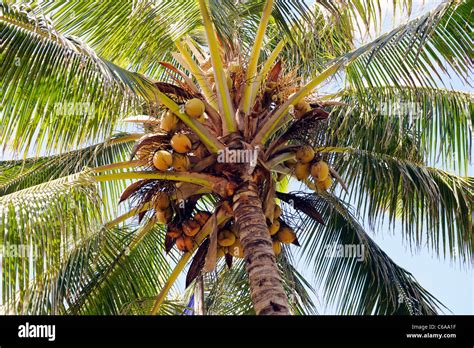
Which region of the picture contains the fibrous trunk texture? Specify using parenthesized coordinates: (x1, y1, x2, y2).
(194, 275, 206, 315)
(232, 181, 290, 315)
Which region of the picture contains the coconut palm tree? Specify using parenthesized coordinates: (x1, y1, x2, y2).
(1, 0, 472, 315)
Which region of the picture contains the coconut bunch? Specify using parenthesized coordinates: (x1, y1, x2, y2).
(166, 210, 211, 252)
(282, 145, 333, 191)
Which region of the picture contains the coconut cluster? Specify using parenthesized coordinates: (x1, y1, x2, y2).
(285, 146, 333, 191)
(267, 204, 297, 256)
(151, 98, 207, 174)
(166, 210, 211, 252)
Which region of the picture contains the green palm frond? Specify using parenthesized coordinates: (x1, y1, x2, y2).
(1, 3, 142, 155)
(66, 223, 174, 315)
(3, 220, 174, 315)
(0, 133, 138, 196)
(346, 0, 473, 90)
(0, 170, 102, 312)
(322, 146, 473, 263)
(332, 87, 473, 171)
(36, 0, 204, 77)
(278, 191, 445, 315)
(33, 1, 416, 78)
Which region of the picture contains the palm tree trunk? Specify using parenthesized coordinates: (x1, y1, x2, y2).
(194, 274, 206, 315)
(232, 181, 290, 315)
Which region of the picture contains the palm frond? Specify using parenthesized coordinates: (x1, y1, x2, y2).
(0, 170, 103, 312)
(277, 191, 446, 315)
(0, 133, 138, 196)
(334, 86, 473, 172)
(2, 220, 175, 314)
(346, 0, 473, 90)
(66, 223, 174, 315)
(1, 3, 141, 155)
(204, 253, 317, 315)
(321, 146, 473, 263)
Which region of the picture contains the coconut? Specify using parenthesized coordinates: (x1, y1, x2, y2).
(171, 134, 192, 153)
(176, 236, 193, 252)
(295, 162, 311, 180)
(184, 98, 205, 118)
(183, 219, 200, 237)
(295, 99, 310, 111)
(277, 227, 296, 244)
(153, 150, 173, 171)
(228, 239, 244, 258)
(269, 220, 280, 236)
(217, 230, 236, 247)
(161, 110, 178, 132)
(172, 153, 191, 172)
(274, 205, 282, 219)
(217, 246, 226, 258)
(296, 146, 315, 163)
(316, 176, 332, 190)
(167, 225, 181, 238)
(311, 161, 329, 181)
(228, 61, 240, 73)
(272, 240, 282, 255)
(194, 211, 211, 226)
(196, 114, 206, 123)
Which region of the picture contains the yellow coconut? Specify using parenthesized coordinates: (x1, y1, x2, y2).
(228, 61, 240, 73)
(296, 145, 315, 163)
(316, 176, 332, 190)
(153, 150, 173, 171)
(311, 161, 329, 181)
(274, 205, 282, 219)
(269, 220, 280, 236)
(183, 219, 200, 237)
(171, 134, 192, 153)
(218, 230, 236, 247)
(196, 114, 206, 123)
(184, 98, 205, 118)
(272, 240, 282, 255)
(295, 162, 311, 180)
(295, 99, 310, 111)
(172, 153, 191, 172)
(277, 227, 296, 244)
(228, 239, 244, 258)
(161, 110, 178, 132)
